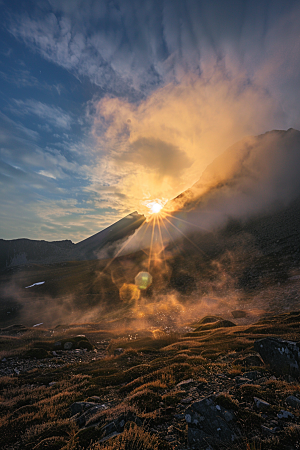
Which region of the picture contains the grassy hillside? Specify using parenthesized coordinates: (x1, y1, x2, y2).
(2, 312, 300, 449)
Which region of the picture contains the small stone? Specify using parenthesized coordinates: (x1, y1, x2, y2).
(278, 410, 294, 419)
(261, 425, 276, 436)
(181, 397, 193, 404)
(52, 351, 58, 356)
(257, 377, 269, 384)
(1, 358, 7, 362)
(64, 342, 73, 350)
(243, 371, 259, 380)
(185, 413, 192, 423)
(174, 413, 185, 420)
(165, 435, 177, 442)
(89, 396, 101, 402)
(49, 381, 56, 386)
(254, 397, 270, 411)
(176, 379, 195, 389)
(99, 431, 121, 443)
(235, 376, 251, 384)
(114, 348, 124, 356)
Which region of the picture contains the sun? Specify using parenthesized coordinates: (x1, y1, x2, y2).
(144, 199, 168, 216)
(151, 202, 163, 214)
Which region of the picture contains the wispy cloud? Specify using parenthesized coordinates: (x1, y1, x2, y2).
(0, 68, 60, 91)
(6, 1, 300, 106)
(11, 99, 72, 129)
(37, 170, 56, 179)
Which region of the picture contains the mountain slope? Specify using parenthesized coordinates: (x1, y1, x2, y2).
(0, 212, 145, 271)
(168, 128, 300, 220)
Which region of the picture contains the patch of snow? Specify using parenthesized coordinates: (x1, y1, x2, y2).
(33, 323, 43, 327)
(25, 281, 45, 288)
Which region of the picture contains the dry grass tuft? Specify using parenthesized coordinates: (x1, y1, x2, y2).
(89, 423, 171, 450)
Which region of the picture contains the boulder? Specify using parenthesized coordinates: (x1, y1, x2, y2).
(56, 336, 93, 351)
(194, 319, 236, 332)
(185, 395, 239, 447)
(70, 401, 99, 416)
(286, 395, 300, 408)
(231, 310, 248, 318)
(78, 340, 93, 351)
(254, 338, 300, 378)
(197, 316, 221, 325)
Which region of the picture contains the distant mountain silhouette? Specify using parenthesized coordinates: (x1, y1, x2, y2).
(0, 212, 145, 271)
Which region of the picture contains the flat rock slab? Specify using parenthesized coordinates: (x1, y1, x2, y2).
(185, 395, 239, 447)
(254, 338, 300, 378)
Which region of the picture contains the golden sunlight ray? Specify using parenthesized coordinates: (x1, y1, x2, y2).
(164, 216, 208, 257)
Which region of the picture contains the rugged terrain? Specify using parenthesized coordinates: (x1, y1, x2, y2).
(2, 311, 300, 449)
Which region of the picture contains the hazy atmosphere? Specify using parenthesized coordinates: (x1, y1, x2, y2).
(3, 3, 300, 450)
(1, 0, 300, 241)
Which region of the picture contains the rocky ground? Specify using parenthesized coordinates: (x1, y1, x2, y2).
(2, 312, 300, 449)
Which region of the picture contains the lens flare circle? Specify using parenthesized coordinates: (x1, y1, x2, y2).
(135, 271, 152, 290)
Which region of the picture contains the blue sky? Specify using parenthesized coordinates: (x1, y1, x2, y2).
(1, 0, 300, 242)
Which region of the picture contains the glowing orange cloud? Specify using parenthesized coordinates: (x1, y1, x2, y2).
(91, 66, 282, 216)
